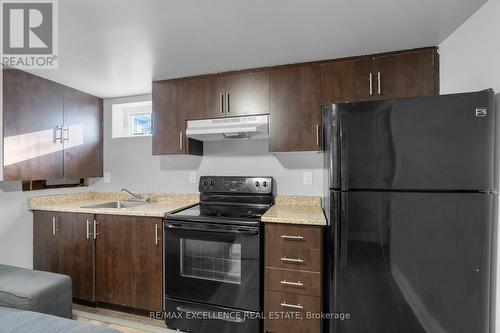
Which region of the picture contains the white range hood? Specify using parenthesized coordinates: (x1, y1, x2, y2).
(186, 115, 269, 141)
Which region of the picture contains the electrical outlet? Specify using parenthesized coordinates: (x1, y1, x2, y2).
(103, 172, 111, 184)
(303, 171, 313, 186)
(189, 172, 197, 184)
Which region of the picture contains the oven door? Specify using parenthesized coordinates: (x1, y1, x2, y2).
(165, 220, 261, 312)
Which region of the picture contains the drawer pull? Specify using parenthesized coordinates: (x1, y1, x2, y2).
(281, 234, 304, 240)
(281, 257, 304, 264)
(281, 280, 304, 287)
(281, 302, 304, 310)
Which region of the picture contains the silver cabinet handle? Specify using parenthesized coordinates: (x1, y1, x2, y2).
(281, 235, 304, 240)
(377, 72, 382, 95)
(53, 126, 63, 143)
(220, 93, 224, 114)
(93, 220, 100, 240)
(63, 126, 70, 142)
(226, 92, 230, 114)
(369, 73, 373, 96)
(281, 257, 304, 263)
(281, 302, 304, 310)
(316, 124, 320, 147)
(86, 219, 93, 239)
(179, 131, 183, 151)
(155, 224, 160, 246)
(52, 217, 58, 235)
(281, 280, 304, 287)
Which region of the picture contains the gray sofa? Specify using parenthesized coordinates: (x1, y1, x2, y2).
(0, 264, 117, 333)
(0, 264, 72, 318)
(0, 306, 118, 333)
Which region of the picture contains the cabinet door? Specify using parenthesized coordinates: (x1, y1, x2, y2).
(3, 69, 64, 180)
(321, 58, 373, 104)
(180, 76, 225, 120)
(58, 212, 95, 302)
(372, 49, 438, 100)
(135, 218, 163, 312)
(33, 211, 60, 273)
(269, 64, 321, 152)
(224, 71, 270, 117)
(63, 87, 103, 178)
(95, 215, 136, 307)
(152, 80, 203, 156)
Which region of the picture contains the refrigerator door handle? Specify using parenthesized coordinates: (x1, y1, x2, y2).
(340, 127, 348, 190)
(340, 192, 349, 266)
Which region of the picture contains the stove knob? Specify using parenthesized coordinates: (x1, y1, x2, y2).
(255, 181, 260, 187)
(262, 181, 268, 187)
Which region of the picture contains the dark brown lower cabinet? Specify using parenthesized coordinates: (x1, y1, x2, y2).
(33, 211, 94, 302)
(94, 214, 163, 312)
(33, 211, 164, 312)
(264, 223, 323, 333)
(135, 218, 163, 312)
(95, 214, 137, 307)
(58, 212, 95, 301)
(33, 211, 60, 273)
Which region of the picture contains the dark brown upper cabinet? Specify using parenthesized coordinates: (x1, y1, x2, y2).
(63, 87, 103, 179)
(180, 76, 225, 120)
(3, 69, 64, 180)
(223, 70, 270, 117)
(321, 48, 438, 104)
(180, 71, 269, 119)
(372, 49, 438, 99)
(321, 58, 373, 104)
(269, 64, 321, 152)
(2, 68, 103, 181)
(152, 47, 439, 154)
(152, 80, 203, 156)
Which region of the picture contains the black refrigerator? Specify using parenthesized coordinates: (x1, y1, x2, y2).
(322, 89, 498, 333)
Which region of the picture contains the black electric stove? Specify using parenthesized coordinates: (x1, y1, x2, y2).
(164, 176, 275, 333)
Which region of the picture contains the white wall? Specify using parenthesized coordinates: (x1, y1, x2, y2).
(92, 95, 324, 195)
(440, 0, 500, 331)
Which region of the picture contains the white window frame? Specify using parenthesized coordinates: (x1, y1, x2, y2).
(112, 101, 152, 138)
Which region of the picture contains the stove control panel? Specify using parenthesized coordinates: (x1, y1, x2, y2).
(200, 176, 273, 194)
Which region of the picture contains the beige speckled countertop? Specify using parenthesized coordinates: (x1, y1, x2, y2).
(28, 192, 199, 218)
(261, 196, 326, 226)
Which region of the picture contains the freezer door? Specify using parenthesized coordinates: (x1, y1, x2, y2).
(335, 192, 493, 333)
(338, 90, 497, 191)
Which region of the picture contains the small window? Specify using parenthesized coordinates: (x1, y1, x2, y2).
(112, 101, 152, 138)
(130, 113, 152, 136)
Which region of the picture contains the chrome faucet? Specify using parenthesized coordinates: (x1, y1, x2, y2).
(121, 188, 150, 202)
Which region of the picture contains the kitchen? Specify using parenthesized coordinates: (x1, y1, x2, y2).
(0, 0, 499, 333)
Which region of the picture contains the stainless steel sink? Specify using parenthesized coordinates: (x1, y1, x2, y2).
(81, 201, 149, 209)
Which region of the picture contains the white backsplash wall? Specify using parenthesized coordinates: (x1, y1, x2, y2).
(92, 95, 325, 196)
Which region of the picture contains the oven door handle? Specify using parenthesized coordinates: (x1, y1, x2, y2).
(176, 306, 246, 323)
(166, 223, 259, 235)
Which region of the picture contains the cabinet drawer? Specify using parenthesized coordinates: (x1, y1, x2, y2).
(264, 290, 321, 333)
(265, 224, 321, 250)
(265, 268, 320, 296)
(266, 245, 321, 272)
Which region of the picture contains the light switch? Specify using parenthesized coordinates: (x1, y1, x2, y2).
(189, 172, 197, 184)
(303, 171, 313, 186)
(103, 172, 111, 184)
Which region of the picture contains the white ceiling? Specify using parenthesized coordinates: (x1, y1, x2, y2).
(28, 0, 486, 98)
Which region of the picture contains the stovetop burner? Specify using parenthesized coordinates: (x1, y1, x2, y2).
(167, 176, 275, 226)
